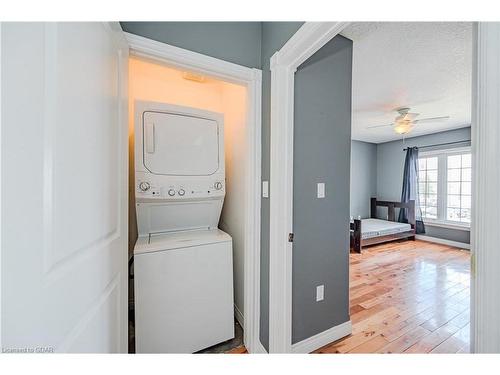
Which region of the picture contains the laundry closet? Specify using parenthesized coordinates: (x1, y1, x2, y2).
(128, 56, 248, 353)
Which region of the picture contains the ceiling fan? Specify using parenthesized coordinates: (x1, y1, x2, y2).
(367, 107, 450, 135)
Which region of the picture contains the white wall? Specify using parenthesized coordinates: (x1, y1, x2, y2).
(128, 57, 247, 324)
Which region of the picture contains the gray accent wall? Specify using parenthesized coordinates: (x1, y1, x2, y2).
(259, 22, 304, 351)
(350, 140, 377, 219)
(120, 22, 262, 68)
(292, 36, 352, 344)
(376, 127, 471, 244)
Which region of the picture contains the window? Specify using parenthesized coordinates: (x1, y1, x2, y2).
(418, 156, 438, 219)
(418, 148, 471, 227)
(446, 153, 471, 223)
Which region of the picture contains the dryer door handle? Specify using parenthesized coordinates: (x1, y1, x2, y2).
(145, 123, 155, 154)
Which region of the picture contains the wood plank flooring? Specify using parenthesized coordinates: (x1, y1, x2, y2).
(315, 240, 470, 354)
(227, 240, 470, 354)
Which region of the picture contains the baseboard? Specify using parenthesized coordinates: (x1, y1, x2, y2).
(291, 320, 352, 353)
(249, 341, 268, 354)
(416, 235, 470, 250)
(234, 304, 244, 329)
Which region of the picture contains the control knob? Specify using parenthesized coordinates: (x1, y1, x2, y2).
(214, 181, 223, 190)
(168, 189, 176, 196)
(139, 181, 150, 191)
(178, 189, 186, 196)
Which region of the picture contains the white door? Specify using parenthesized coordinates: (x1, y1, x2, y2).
(1, 23, 128, 353)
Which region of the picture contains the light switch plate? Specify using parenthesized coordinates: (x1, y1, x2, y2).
(262, 181, 269, 198)
(316, 285, 324, 301)
(317, 183, 325, 198)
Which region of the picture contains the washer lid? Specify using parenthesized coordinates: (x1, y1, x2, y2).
(143, 111, 220, 176)
(134, 229, 232, 255)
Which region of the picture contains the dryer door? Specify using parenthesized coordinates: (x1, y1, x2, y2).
(143, 111, 220, 176)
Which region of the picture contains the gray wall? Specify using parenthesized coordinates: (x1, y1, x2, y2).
(350, 140, 377, 219)
(120, 22, 262, 69)
(376, 127, 471, 244)
(292, 36, 352, 344)
(259, 22, 304, 351)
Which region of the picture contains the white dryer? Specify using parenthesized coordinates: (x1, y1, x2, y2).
(134, 101, 226, 232)
(133, 101, 234, 353)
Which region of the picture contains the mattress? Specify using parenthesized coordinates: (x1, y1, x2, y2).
(360, 218, 412, 240)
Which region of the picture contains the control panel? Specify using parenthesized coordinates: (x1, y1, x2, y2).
(135, 171, 225, 201)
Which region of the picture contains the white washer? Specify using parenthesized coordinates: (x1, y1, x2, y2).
(134, 229, 234, 353)
(133, 101, 234, 353)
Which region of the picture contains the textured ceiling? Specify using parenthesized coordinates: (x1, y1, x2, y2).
(341, 22, 473, 144)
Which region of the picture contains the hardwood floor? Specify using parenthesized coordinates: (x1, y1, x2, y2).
(226, 240, 470, 354)
(315, 240, 470, 354)
(227, 346, 248, 354)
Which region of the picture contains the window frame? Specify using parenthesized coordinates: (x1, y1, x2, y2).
(418, 146, 471, 230)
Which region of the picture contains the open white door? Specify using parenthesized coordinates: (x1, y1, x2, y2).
(1, 23, 128, 352)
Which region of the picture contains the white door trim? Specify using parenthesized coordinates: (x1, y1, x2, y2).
(124, 33, 263, 354)
(471, 22, 500, 353)
(113, 22, 130, 353)
(125, 33, 257, 85)
(268, 22, 350, 354)
(0, 21, 3, 350)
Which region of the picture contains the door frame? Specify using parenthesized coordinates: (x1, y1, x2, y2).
(0, 22, 3, 350)
(269, 21, 499, 353)
(124, 33, 265, 354)
(269, 22, 350, 353)
(470, 23, 500, 353)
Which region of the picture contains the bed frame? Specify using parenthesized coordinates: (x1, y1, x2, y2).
(350, 198, 416, 253)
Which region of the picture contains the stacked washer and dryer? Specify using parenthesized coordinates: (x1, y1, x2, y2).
(133, 101, 234, 353)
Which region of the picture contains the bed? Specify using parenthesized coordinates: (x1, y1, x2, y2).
(350, 198, 416, 253)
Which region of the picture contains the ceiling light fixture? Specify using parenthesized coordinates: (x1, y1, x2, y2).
(366, 107, 450, 137)
(393, 120, 413, 135)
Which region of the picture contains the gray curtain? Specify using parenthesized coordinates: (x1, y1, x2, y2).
(398, 147, 425, 234)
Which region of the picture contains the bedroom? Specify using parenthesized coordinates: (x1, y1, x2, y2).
(325, 22, 472, 353)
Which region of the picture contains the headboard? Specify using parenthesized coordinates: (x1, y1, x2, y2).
(370, 198, 416, 229)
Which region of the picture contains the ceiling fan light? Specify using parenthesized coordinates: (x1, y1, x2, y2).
(394, 122, 413, 134)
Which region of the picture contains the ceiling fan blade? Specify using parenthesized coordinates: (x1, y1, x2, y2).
(367, 123, 394, 129)
(414, 116, 450, 124)
(403, 112, 419, 121)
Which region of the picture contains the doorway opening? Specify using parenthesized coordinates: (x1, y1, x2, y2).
(268, 21, 485, 354)
(342, 22, 472, 354)
(125, 35, 262, 353)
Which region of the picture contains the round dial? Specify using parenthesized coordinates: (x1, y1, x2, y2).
(214, 181, 223, 190)
(139, 182, 150, 191)
(178, 189, 186, 196)
(168, 189, 176, 196)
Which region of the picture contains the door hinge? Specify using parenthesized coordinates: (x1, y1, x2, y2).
(288, 233, 294, 242)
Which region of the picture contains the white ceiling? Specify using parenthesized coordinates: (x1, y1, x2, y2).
(341, 22, 473, 144)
